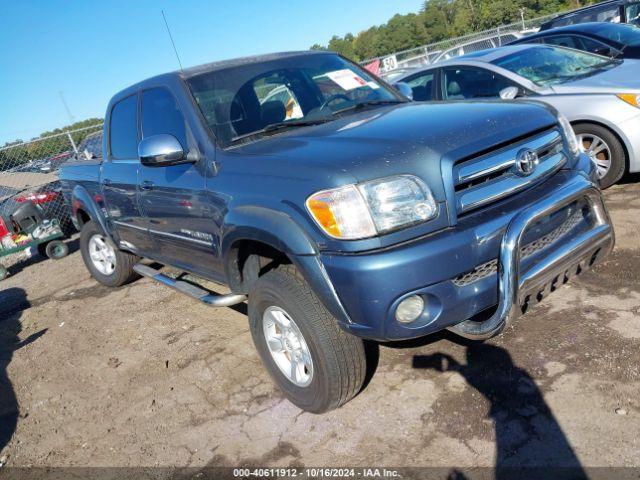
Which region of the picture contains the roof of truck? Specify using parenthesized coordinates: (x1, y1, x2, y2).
(107, 50, 334, 115)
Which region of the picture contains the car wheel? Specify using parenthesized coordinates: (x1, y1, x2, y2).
(80, 220, 139, 287)
(248, 264, 366, 413)
(573, 123, 626, 189)
(45, 240, 69, 260)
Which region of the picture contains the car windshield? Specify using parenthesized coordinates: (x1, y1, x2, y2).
(187, 53, 403, 147)
(493, 45, 618, 86)
(590, 23, 640, 47)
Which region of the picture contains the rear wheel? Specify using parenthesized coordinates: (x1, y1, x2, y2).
(248, 264, 366, 413)
(45, 240, 68, 260)
(573, 123, 626, 189)
(80, 220, 139, 287)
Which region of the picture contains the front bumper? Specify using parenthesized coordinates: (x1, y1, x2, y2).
(318, 171, 614, 341)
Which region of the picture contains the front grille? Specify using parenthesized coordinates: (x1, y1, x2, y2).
(453, 129, 566, 215)
(453, 207, 585, 287)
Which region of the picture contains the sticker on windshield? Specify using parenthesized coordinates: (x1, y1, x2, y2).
(326, 69, 369, 90)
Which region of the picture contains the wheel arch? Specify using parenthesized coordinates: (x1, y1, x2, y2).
(221, 207, 352, 328)
(71, 185, 113, 240)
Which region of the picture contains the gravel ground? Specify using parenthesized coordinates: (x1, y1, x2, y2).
(0, 181, 638, 473)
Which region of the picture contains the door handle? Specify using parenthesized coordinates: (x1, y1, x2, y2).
(101, 178, 112, 186)
(140, 180, 154, 190)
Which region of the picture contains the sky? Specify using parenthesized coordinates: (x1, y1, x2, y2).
(0, 0, 422, 144)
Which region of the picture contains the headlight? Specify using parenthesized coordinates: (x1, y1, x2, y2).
(617, 93, 640, 108)
(306, 175, 437, 240)
(557, 113, 579, 157)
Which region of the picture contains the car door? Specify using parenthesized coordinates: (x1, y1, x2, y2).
(440, 66, 521, 100)
(101, 93, 154, 253)
(137, 86, 217, 275)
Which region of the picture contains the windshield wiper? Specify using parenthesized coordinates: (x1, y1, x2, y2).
(228, 118, 332, 144)
(331, 99, 405, 116)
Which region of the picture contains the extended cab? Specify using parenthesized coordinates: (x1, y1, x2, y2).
(60, 51, 614, 413)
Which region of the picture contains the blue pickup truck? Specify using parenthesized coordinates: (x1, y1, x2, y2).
(60, 51, 614, 413)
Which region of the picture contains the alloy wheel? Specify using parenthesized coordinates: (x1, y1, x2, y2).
(262, 306, 314, 387)
(88, 234, 116, 276)
(577, 133, 612, 179)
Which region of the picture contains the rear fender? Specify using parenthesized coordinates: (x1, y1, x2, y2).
(71, 184, 114, 242)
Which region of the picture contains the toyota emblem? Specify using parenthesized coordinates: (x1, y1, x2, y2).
(515, 149, 539, 176)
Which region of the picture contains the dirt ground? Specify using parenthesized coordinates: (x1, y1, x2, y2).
(0, 180, 639, 472)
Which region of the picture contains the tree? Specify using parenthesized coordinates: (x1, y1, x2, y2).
(311, 0, 605, 61)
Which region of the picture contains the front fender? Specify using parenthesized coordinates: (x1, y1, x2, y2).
(71, 184, 114, 241)
(221, 205, 318, 257)
(220, 206, 353, 328)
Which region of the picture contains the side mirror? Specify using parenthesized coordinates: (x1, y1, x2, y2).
(138, 134, 187, 167)
(394, 82, 414, 100)
(499, 86, 519, 100)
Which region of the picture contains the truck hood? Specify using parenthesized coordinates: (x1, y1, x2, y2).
(549, 59, 640, 94)
(230, 101, 559, 200)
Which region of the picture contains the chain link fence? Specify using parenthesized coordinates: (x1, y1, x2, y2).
(0, 124, 103, 259)
(363, 13, 559, 75)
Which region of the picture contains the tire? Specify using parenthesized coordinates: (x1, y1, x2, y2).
(0, 265, 7, 281)
(45, 240, 69, 260)
(37, 242, 48, 258)
(80, 220, 139, 287)
(573, 123, 626, 189)
(248, 264, 366, 413)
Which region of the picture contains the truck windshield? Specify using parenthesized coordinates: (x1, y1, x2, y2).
(493, 45, 619, 86)
(186, 53, 403, 147)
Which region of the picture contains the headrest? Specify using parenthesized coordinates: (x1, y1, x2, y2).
(260, 101, 286, 126)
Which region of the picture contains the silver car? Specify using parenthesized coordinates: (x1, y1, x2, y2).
(395, 44, 640, 187)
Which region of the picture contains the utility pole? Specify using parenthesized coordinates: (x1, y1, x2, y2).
(519, 8, 526, 30)
(59, 91, 78, 153)
(59, 91, 75, 125)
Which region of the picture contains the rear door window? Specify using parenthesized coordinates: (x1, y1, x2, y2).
(109, 95, 138, 159)
(442, 67, 516, 100)
(141, 88, 188, 149)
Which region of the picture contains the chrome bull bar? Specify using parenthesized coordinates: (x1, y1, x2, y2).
(448, 174, 615, 340)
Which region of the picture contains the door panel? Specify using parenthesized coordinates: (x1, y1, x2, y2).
(101, 162, 153, 252)
(138, 162, 220, 276)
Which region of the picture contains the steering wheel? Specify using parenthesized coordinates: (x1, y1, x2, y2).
(319, 93, 352, 111)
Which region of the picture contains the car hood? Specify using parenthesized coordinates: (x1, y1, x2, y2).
(229, 101, 559, 200)
(549, 59, 640, 94)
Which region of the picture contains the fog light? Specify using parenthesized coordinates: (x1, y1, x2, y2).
(395, 295, 424, 323)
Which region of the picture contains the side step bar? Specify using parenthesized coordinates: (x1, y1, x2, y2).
(133, 264, 247, 307)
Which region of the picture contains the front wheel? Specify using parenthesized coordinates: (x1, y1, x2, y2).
(80, 221, 139, 287)
(573, 123, 626, 189)
(248, 264, 366, 413)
